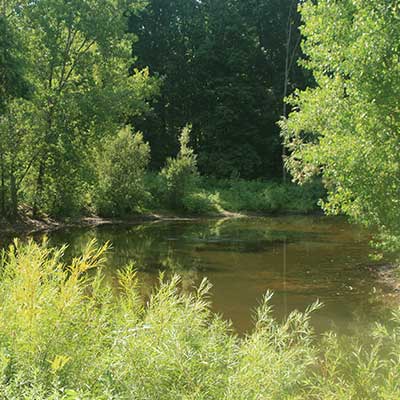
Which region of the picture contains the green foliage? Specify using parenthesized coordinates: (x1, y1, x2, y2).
(104, 172, 323, 216)
(0, 240, 400, 399)
(177, 178, 323, 215)
(161, 125, 199, 209)
(0, 240, 314, 399)
(281, 0, 400, 253)
(0, 99, 43, 220)
(0, 14, 29, 110)
(141, 172, 322, 215)
(0, 0, 312, 220)
(305, 326, 400, 400)
(141, 172, 167, 209)
(0, 0, 158, 219)
(182, 191, 221, 215)
(93, 127, 150, 217)
(129, 0, 308, 178)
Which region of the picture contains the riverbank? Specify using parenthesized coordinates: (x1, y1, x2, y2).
(145, 175, 325, 215)
(1, 178, 326, 234)
(0, 214, 160, 235)
(370, 263, 400, 295)
(0, 208, 317, 235)
(0, 177, 325, 234)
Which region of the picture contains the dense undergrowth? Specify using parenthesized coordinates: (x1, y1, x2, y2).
(0, 240, 399, 399)
(96, 126, 324, 217)
(144, 175, 324, 216)
(1, 124, 324, 222)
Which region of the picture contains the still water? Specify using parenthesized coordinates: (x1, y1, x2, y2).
(3, 215, 395, 334)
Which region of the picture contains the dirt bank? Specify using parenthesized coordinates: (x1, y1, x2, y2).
(0, 209, 249, 236)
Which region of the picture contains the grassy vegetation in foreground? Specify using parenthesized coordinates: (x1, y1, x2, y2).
(0, 240, 399, 399)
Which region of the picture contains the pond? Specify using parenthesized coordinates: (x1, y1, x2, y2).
(1, 215, 395, 334)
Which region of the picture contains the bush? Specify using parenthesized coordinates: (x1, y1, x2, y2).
(93, 126, 150, 217)
(182, 191, 220, 214)
(145, 173, 323, 215)
(196, 178, 324, 214)
(142, 172, 167, 209)
(161, 124, 199, 209)
(0, 240, 399, 399)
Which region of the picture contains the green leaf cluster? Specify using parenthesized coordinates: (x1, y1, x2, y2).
(92, 126, 151, 216)
(0, 0, 159, 219)
(161, 124, 199, 209)
(282, 0, 400, 252)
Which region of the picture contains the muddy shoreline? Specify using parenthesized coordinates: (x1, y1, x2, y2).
(369, 264, 400, 294)
(0, 209, 325, 235)
(0, 214, 183, 235)
(0, 211, 245, 236)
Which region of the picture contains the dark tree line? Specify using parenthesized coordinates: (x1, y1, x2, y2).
(129, 0, 309, 179)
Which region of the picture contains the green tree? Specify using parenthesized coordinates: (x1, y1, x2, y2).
(1, 0, 158, 218)
(193, 0, 307, 179)
(129, 0, 308, 179)
(161, 124, 199, 209)
(0, 100, 43, 221)
(128, 0, 203, 169)
(93, 126, 151, 217)
(0, 6, 31, 220)
(282, 0, 400, 252)
(0, 13, 28, 111)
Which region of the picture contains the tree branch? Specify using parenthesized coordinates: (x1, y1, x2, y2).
(57, 37, 96, 93)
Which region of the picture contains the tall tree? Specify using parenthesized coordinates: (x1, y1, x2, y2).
(0, 0, 158, 218)
(0, 4, 31, 220)
(282, 0, 400, 253)
(129, 0, 308, 179)
(129, 0, 202, 169)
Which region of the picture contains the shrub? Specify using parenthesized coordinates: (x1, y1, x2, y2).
(0, 240, 318, 399)
(93, 126, 150, 217)
(196, 178, 324, 214)
(161, 124, 199, 209)
(145, 172, 323, 215)
(182, 191, 219, 214)
(142, 172, 167, 209)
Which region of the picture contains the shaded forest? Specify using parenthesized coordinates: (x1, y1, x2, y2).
(128, 0, 308, 177)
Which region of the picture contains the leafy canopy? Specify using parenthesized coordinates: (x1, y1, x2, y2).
(281, 0, 400, 253)
(0, 0, 158, 218)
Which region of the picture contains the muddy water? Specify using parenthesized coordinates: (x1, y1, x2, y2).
(2, 216, 395, 334)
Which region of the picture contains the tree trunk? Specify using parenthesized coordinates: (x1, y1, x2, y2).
(282, 1, 295, 183)
(0, 152, 5, 218)
(10, 170, 17, 222)
(32, 160, 45, 217)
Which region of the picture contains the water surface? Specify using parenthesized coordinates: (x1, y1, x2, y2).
(2, 216, 395, 334)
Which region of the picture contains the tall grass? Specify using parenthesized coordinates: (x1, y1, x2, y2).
(0, 240, 399, 399)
